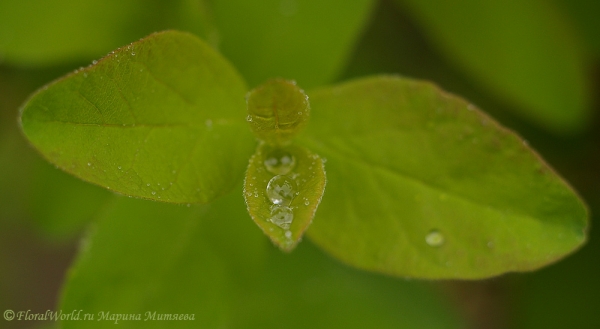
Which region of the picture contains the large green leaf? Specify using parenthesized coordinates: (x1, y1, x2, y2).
(60, 190, 267, 328)
(557, 0, 600, 55)
(300, 76, 588, 279)
(233, 241, 465, 329)
(0, 0, 215, 67)
(20, 31, 255, 204)
(59, 188, 463, 328)
(394, 0, 590, 133)
(210, 0, 375, 88)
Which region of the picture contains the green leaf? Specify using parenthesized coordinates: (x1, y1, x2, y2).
(210, 0, 375, 88)
(246, 78, 310, 145)
(557, 0, 600, 55)
(394, 0, 590, 133)
(244, 143, 326, 251)
(0, 0, 216, 67)
(60, 189, 266, 328)
(20, 30, 255, 204)
(29, 161, 112, 240)
(300, 75, 588, 279)
(235, 241, 465, 329)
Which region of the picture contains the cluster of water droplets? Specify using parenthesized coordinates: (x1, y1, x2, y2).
(263, 149, 297, 234)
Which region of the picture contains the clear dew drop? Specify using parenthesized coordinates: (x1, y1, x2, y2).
(151, 191, 156, 195)
(269, 205, 294, 229)
(264, 149, 296, 175)
(425, 230, 445, 247)
(266, 175, 296, 206)
(285, 230, 292, 238)
(246, 115, 253, 122)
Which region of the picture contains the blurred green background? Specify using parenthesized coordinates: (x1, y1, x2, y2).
(1, 0, 598, 328)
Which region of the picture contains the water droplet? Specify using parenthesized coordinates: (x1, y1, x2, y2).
(269, 205, 293, 229)
(87, 162, 91, 166)
(118, 166, 122, 170)
(131, 51, 136, 56)
(146, 183, 150, 187)
(246, 115, 253, 122)
(264, 149, 296, 175)
(285, 230, 292, 238)
(304, 200, 309, 206)
(92, 60, 98, 65)
(425, 230, 444, 247)
(266, 175, 296, 206)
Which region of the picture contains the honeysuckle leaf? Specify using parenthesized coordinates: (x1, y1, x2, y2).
(394, 0, 590, 133)
(300, 75, 588, 279)
(0, 0, 216, 66)
(20, 30, 255, 204)
(246, 78, 310, 145)
(60, 189, 267, 329)
(59, 189, 463, 328)
(210, 0, 375, 88)
(244, 143, 326, 251)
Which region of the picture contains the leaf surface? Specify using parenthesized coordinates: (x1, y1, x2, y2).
(210, 0, 375, 88)
(244, 143, 326, 251)
(394, 0, 590, 133)
(300, 76, 588, 279)
(20, 31, 255, 203)
(0, 0, 215, 66)
(60, 189, 266, 328)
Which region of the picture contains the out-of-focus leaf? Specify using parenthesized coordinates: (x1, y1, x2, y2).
(514, 194, 600, 329)
(20, 31, 255, 204)
(210, 0, 375, 88)
(557, 0, 600, 55)
(300, 76, 588, 279)
(0, 0, 216, 67)
(394, 0, 591, 133)
(60, 189, 267, 328)
(244, 143, 325, 251)
(233, 241, 465, 329)
(29, 161, 112, 240)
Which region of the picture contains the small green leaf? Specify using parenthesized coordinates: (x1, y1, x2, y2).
(300, 75, 588, 279)
(246, 78, 310, 145)
(394, 0, 590, 133)
(20, 30, 255, 203)
(244, 143, 326, 251)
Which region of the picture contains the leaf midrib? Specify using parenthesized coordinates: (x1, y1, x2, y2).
(302, 135, 547, 225)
